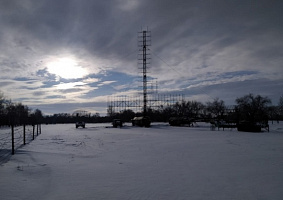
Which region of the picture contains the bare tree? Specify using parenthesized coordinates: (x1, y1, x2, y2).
(172, 101, 186, 117)
(107, 105, 115, 117)
(278, 95, 283, 118)
(14, 103, 29, 125)
(29, 109, 43, 125)
(236, 93, 271, 123)
(206, 98, 226, 119)
(0, 91, 5, 113)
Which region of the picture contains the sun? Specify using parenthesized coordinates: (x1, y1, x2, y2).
(47, 58, 88, 79)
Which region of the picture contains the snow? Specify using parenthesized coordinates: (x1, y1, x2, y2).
(1, 122, 283, 200)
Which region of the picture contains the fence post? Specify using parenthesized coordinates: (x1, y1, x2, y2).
(11, 125, 15, 155)
(23, 124, 26, 145)
(33, 125, 35, 140)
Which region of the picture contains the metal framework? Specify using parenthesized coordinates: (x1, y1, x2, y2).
(72, 110, 90, 117)
(107, 28, 184, 115)
(138, 29, 151, 116)
(107, 94, 184, 114)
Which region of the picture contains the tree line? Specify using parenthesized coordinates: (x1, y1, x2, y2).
(1, 91, 283, 125)
(0, 92, 43, 126)
(108, 94, 283, 124)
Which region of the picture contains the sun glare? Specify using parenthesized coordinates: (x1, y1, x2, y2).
(47, 58, 88, 79)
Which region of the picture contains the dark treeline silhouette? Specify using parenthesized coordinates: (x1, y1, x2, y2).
(43, 113, 111, 124)
(43, 94, 282, 125)
(0, 92, 43, 126)
(107, 94, 283, 124)
(1, 91, 282, 126)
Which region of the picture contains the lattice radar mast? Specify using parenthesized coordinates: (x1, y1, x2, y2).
(138, 29, 151, 116)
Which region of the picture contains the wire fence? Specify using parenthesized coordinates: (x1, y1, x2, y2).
(0, 124, 41, 164)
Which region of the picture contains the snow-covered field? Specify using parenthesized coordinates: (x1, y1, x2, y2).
(1, 122, 283, 200)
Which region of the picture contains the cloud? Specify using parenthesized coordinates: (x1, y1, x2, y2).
(54, 82, 86, 90)
(97, 81, 116, 87)
(46, 95, 66, 99)
(0, 0, 282, 114)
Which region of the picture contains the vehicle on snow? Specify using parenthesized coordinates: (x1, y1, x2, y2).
(131, 116, 151, 127)
(76, 121, 85, 128)
(112, 119, 123, 128)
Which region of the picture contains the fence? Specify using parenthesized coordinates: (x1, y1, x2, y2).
(0, 124, 41, 164)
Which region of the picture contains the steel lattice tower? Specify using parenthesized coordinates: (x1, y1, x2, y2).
(107, 29, 185, 116)
(138, 29, 151, 116)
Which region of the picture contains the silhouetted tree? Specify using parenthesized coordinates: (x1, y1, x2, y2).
(14, 103, 29, 125)
(93, 113, 100, 118)
(0, 91, 5, 113)
(107, 105, 115, 117)
(206, 98, 226, 119)
(162, 106, 175, 121)
(172, 101, 186, 116)
(188, 101, 205, 118)
(30, 109, 43, 124)
(5, 100, 16, 125)
(0, 91, 43, 126)
(236, 94, 271, 123)
(278, 95, 283, 119)
(0, 92, 6, 126)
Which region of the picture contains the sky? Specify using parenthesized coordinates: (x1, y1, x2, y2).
(0, 0, 283, 115)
